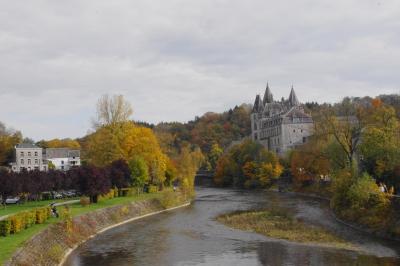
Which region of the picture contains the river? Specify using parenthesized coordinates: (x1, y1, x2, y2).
(64, 187, 400, 266)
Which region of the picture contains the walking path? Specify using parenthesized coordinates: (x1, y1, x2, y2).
(0, 200, 79, 221)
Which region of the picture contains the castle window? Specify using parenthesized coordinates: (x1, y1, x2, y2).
(21, 152, 24, 157)
(35, 159, 38, 164)
(21, 159, 24, 164)
(28, 152, 31, 156)
(35, 151, 38, 156)
(28, 159, 31, 165)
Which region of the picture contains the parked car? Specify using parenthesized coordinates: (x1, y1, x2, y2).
(52, 192, 63, 199)
(5, 197, 20, 204)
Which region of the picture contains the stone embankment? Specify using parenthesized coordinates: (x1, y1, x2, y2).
(6, 197, 189, 266)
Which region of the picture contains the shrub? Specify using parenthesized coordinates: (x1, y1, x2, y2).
(159, 191, 178, 208)
(80, 197, 90, 207)
(24, 210, 37, 228)
(9, 214, 23, 234)
(98, 189, 115, 201)
(148, 185, 158, 193)
(61, 206, 73, 233)
(35, 207, 50, 224)
(0, 220, 11, 237)
(331, 172, 391, 229)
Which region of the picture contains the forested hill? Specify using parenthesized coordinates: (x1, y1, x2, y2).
(305, 94, 400, 117)
(139, 103, 252, 155)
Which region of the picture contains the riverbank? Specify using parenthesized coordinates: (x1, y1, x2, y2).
(4, 192, 189, 266)
(270, 187, 400, 242)
(217, 208, 358, 251)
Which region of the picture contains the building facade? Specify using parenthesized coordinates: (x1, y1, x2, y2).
(10, 145, 81, 172)
(45, 148, 81, 171)
(251, 84, 314, 155)
(10, 143, 47, 172)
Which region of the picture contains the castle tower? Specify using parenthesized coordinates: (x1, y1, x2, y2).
(262, 83, 274, 105)
(288, 86, 300, 106)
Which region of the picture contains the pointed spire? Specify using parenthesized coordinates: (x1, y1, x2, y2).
(288, 85, 300, 106)
(252, 94, 263, 113)
(262, 83, 274, 105)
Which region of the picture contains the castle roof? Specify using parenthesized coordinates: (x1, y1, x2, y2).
(288, 86, 300, 106)
(262, 83, 274, 105)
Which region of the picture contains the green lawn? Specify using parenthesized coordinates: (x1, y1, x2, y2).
(0, 192, 163, 265)
(0, 198, 79, 218)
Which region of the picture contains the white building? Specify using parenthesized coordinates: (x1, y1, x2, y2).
(10, 143, 47, 172)
(251, 84, 314, 155)
(45, 148, 81, 171)
(10, 145, 81, 172)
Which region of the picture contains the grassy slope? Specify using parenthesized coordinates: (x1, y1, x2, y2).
(0, 192, 163, 265)
(217, 209, 357, 251)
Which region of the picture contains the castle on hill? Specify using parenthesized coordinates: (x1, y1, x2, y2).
(251, 84, 314, 155)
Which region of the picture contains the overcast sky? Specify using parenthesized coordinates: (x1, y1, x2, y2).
(0, 0, 399, 140)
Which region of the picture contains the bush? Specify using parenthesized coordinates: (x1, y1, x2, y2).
(148, 185, 158, 193)
(331, 172, 391, 229)
(9, 214, 23, 234)
(0, 220, 11, 237)
(23, 210, 37, 228)
(80, 197, 90, 207)
(35, 207, 50, 224)
(98, 189, 115, 201)
(159, 191, 178, 208)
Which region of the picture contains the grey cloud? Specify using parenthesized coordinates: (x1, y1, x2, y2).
(0, 0, 399, 140)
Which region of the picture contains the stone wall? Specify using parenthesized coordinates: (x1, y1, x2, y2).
(6, 196, 189, 266)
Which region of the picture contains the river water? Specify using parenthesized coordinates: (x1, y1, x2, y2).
(64, 187, 400, 266)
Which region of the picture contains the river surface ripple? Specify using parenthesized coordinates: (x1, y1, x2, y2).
(64, 187, 400, 266)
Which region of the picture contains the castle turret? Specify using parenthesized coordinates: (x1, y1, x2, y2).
(288, 86, 300, 106)
(262, 83, 274, 105)
(252, 94, 263, 113)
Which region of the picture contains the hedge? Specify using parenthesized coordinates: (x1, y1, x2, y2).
(0, 206, 52, 237)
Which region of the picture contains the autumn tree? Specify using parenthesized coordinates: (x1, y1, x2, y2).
(37, 138, 81, 149)
(108, 159, 132, 191)
(214, 140, 282, 188)
(74, 165, 111, 203)
(93, 94, 133, 128)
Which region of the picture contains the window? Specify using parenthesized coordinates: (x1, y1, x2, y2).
(293, 129, 295, 133)
(34, 166, 39, 170)
(21, 152, 24, 157)
(301, 129, 303, 133)
(35, 159, 38, 164)
(303, 137, 306, 143)
(21, 159, 24, 164)
(35, 151, 38, 156)
(61, 160, 64, 165)
(28, 159, 31, 165)
(28, 152, 31, 156)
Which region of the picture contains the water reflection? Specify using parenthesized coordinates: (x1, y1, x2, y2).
(64, 187, 400, 266)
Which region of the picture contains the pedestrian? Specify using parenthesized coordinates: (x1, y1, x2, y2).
(379, 183, 385, 193)
(50, 203, 59, 218)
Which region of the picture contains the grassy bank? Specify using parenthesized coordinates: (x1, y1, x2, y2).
(0, 192, 163, 265)
(217, 208, 357, 251)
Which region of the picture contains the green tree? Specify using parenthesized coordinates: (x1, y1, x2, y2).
(128, 157, 149, 188)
